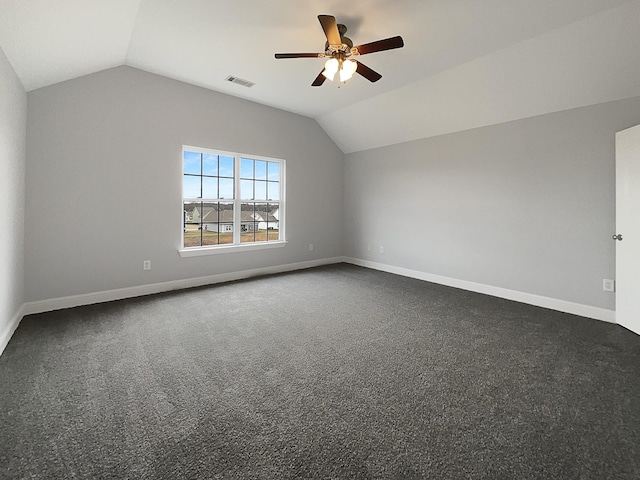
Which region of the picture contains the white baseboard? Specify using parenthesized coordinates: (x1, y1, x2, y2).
(22, 257, 347, 317)
(0, 304, 25, 357)
(2, 255, 615, 359)
(343, 257, 616, 323)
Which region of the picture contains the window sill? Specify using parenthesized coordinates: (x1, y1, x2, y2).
(179, 241, 287, 257)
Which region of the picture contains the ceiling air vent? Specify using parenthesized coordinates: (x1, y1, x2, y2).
(225, 76, 255, 88)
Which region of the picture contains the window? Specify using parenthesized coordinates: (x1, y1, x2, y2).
(181, 146, 284, 254)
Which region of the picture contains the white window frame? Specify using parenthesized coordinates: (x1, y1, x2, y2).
(179, 145, 286, 257)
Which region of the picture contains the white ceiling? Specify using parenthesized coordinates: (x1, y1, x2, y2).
(1, 0, 639, 153)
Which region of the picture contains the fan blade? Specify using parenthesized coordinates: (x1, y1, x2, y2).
(311, 70, 327, 87)
(356, 61, 382, 82)
(318, 15, 341, 45)
(354, 36, 404, 55)
(275, 53, 323, 59)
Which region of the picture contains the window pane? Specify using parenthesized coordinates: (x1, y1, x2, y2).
(219, 156, 234, 177)
(255, 160, 267, 180)
(267, 203, 279, 218)
(199, 202, 221, 246)
(217, 202, 234, 244)
(267, 181, 279, 201)
(219, 178, 234, 199)
(266, 202, 279, 240)
(240, 158, 254, 179)
(219, 224, 234, 244)
(183, 201, 202, 248)
(183, 201, 197, 222)
(202, 154, 218, 176)
(183, 151, 201, 175)
(200, 202, 217, 223)
(254, 181, 267, 200)
(218, 202, 234, 225)
(184, 229, 202, 248)
(202, 223, 219, 246)
(183, 175, 200, 198)
(241, 227, 256, 243)
(202, 177, 217, 199)
(254, 203, 268, 241)
(241, 202, 255, 217)
(240, 179, 253, 199)
(267, 162, 279, 181)
(254, 203, 267, 220)
(240, 203, 255, 243)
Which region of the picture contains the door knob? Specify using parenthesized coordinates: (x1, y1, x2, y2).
(612, 234, 623, 241)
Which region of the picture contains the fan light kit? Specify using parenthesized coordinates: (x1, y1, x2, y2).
(322, 58, 357, 82)
(275, 14, 404, 87)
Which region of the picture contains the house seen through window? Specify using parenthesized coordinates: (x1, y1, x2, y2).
(182, 146, 284, 249)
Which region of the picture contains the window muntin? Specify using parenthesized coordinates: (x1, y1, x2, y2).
(182, 147, 284, 250)
(240, 157, 280, 201)
(239, 202, 280, 243)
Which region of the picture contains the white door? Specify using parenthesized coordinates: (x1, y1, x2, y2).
(615, 124, 640, 335)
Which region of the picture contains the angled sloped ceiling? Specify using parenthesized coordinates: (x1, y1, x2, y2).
(0, 0, 638, 153)
(318, 1, 640, 153)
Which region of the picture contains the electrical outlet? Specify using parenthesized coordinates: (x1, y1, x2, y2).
(379, 246, 384, 254)
(603, 278, 615, 292)
(367, 244, 371, 252)
(143, 260, 151, 271)
(309, 243, 314, 252)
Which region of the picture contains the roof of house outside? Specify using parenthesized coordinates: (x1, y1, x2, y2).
(190, 205, 278, 224)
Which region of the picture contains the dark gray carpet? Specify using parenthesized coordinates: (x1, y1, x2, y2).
(1, 263, 639, 479)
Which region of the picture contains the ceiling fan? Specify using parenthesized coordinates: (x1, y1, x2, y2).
(275, 14, 404, 86)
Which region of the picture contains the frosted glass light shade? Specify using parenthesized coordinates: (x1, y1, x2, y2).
(322, 58, 339, 81)
(339, 59, 357, 82)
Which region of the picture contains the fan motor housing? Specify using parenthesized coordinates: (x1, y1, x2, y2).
(325, 24, 353, 52)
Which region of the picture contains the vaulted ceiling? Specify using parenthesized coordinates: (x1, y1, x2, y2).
(1, 0, 639, 153)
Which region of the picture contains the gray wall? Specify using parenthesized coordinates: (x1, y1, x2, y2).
(20, 64, 640, 311)
(0, 47, 26, 343)
(25, 66, 344, 302)
(344, 96, 640, 310)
